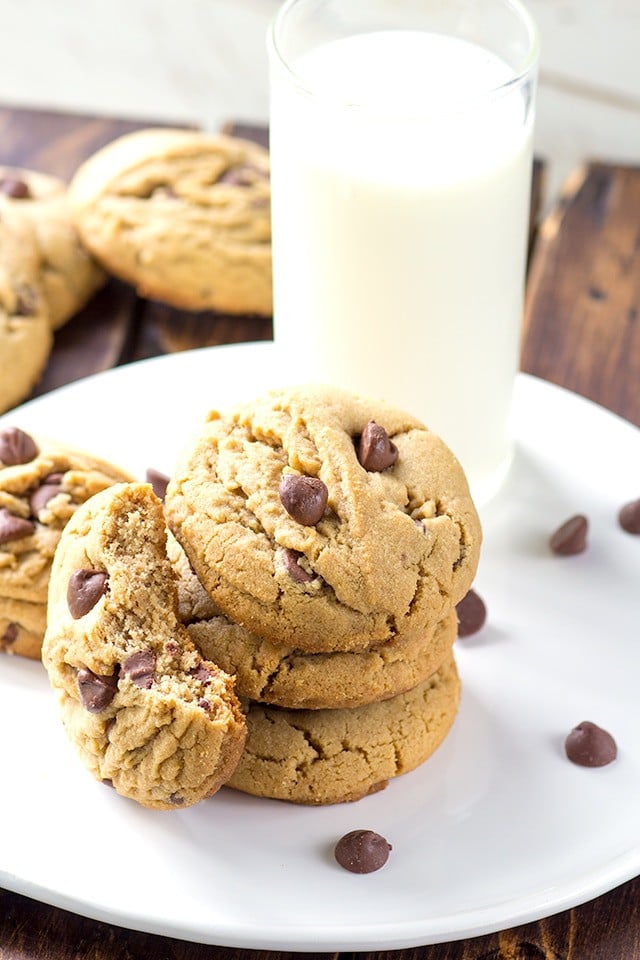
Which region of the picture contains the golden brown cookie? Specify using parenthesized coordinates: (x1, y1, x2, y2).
(227, 653, 460, 805)
(0, 596, 47, 659)
(166, 386, 481, 654)
(0, 165, 106, 330)
(68, 128, 271, 316)
(0, 211, 52, 414)
(0, 426, 133, 659)
(42, 482, 247, 810)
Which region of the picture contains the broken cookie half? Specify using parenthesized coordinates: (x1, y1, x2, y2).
(42, 482, 246, 810)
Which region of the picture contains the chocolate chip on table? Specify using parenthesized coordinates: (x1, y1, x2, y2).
(549, 514, 588, 555)
(334, 830, 392, 874)
(279, 474, 328, 526)
(0, 426, 39, 465)
(0, 177, 31, 198)
(565, 721, 617, 767)
(618, 498, 640, 534)
(455, 589, 487, 637)
(122, 649, 156, 689)
(29, 472, 64, 515)
(77, 667, 118, 713)
(357, 420, 398, 472)
(0, 508, 35, 545)
(67, 569, 109, 619)
(1, 622, 19, 650)
(281, 547, 314, 583)
(146, 468, 170, 501)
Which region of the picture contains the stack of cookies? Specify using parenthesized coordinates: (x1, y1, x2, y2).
(0, 426, 132, 658)
(164, 385, 482, 805)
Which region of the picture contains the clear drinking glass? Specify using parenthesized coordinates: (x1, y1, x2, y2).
(267, 0, 539, 506)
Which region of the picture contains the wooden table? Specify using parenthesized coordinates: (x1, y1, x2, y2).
(0, 105, 639, 960)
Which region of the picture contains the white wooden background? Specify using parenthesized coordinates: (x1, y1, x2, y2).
(1, 0, 638, 203)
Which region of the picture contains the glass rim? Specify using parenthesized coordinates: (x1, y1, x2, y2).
(268, 0, 540, 108)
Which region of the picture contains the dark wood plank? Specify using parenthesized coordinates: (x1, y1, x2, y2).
(522, 161, 640, 427)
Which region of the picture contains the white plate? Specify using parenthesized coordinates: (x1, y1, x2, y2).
(1, 342, 639, 952)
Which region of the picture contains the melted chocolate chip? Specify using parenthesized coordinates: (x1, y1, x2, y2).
(0, 508, 35, 545)
(0, 427, 39, 465)
(190, 663, 213, 683)
(67, 569, 109, 619)
(281, 547, 314, 583)
(169, 793, 184, 805)
(357, 421, 398, 472)
(279, 474, 328, 526)
(0, 177, 31, 199)
(77, 667, 118, 713)
(1, 622, 18, 649)
(549, 515, 588, 555)
(565, 721, 617, 767)
(618, 498, 640, 534)
(334, 830, 392, 874)
(122, 649, 156, 689)
(29, 472, 64, 515)
(146, 468, 170, 501)
(456, 589, 487, 638)
(198, 698, 212, 713)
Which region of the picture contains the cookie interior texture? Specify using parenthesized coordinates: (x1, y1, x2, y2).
(42, 482, 246, 810)
(166, 385, 481, 654)
(68, 128, 272, 315)
(227, 653, 461, 805)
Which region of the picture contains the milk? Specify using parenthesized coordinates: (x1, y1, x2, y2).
(269, 30, 535, 504)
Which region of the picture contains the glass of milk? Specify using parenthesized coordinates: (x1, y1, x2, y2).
(267, 0, 539, 506)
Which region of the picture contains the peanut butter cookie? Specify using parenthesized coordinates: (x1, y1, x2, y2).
(69, 128, 271, 315)
(166, 386, 481, 653)
(42, 482, 246, 810)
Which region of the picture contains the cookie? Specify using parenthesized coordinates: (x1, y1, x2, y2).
(42, 482, 246, 810)
(68, 128, 272, 316)
(0, 427, 133, 657)
(0, 596, 47, 659)
(0, 165, 106, 330)
(0, 210, 52, 413)
(166, 386, 481, 653)
(227, 653, 460, 805)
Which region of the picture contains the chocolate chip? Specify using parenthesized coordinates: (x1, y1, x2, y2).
(281, 547, 314, 583)
(190, 663, 212, 683)
(0, 427, 39, 465)
(14, 285, 38, 317)
(0, 177, 31, 199)
(165, 640, 180, 656)
(279, 474, 328, 526)
(0, 508, 35, 545)
(565, 721, 617, 767)
(198, 698, 212, 713)
(456, 589, 487, 637)
(77, 667, 118, 713)
(67, 569, 109, 619)
(218, 164, 265, 186)
(146, 468, 170, 501)
(29, 472, 64, 515)
(334, 830, 392, 874)
(169, 793, 184, 805)
(549, 515, 588, 555)
(1, 622, 18, 649)
(122, 649, 156, 689)
(102, 778, 114, 788)
(357, 421, 398, 472)
(618, 498, 640, 534)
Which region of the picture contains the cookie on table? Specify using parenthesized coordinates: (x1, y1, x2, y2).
(43, 482, 247, 810)
(0, 211, 52, 414)
(0, 427, 133, 658)
(227, 653, 460, 805)
(0, 165, 106, 330)
(166, 386, 481, 654)
(68, 128, 272, 316)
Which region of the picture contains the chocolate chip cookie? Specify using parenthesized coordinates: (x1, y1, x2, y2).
(227, 653, 460, 805)
(0, 165, 106, 330)
(0, 210, 52, 413)
(68, 128, 271, 316)
(42, 482, 247, 810)
(0, 426, 133, 657)
(166, 386, 481, 653)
